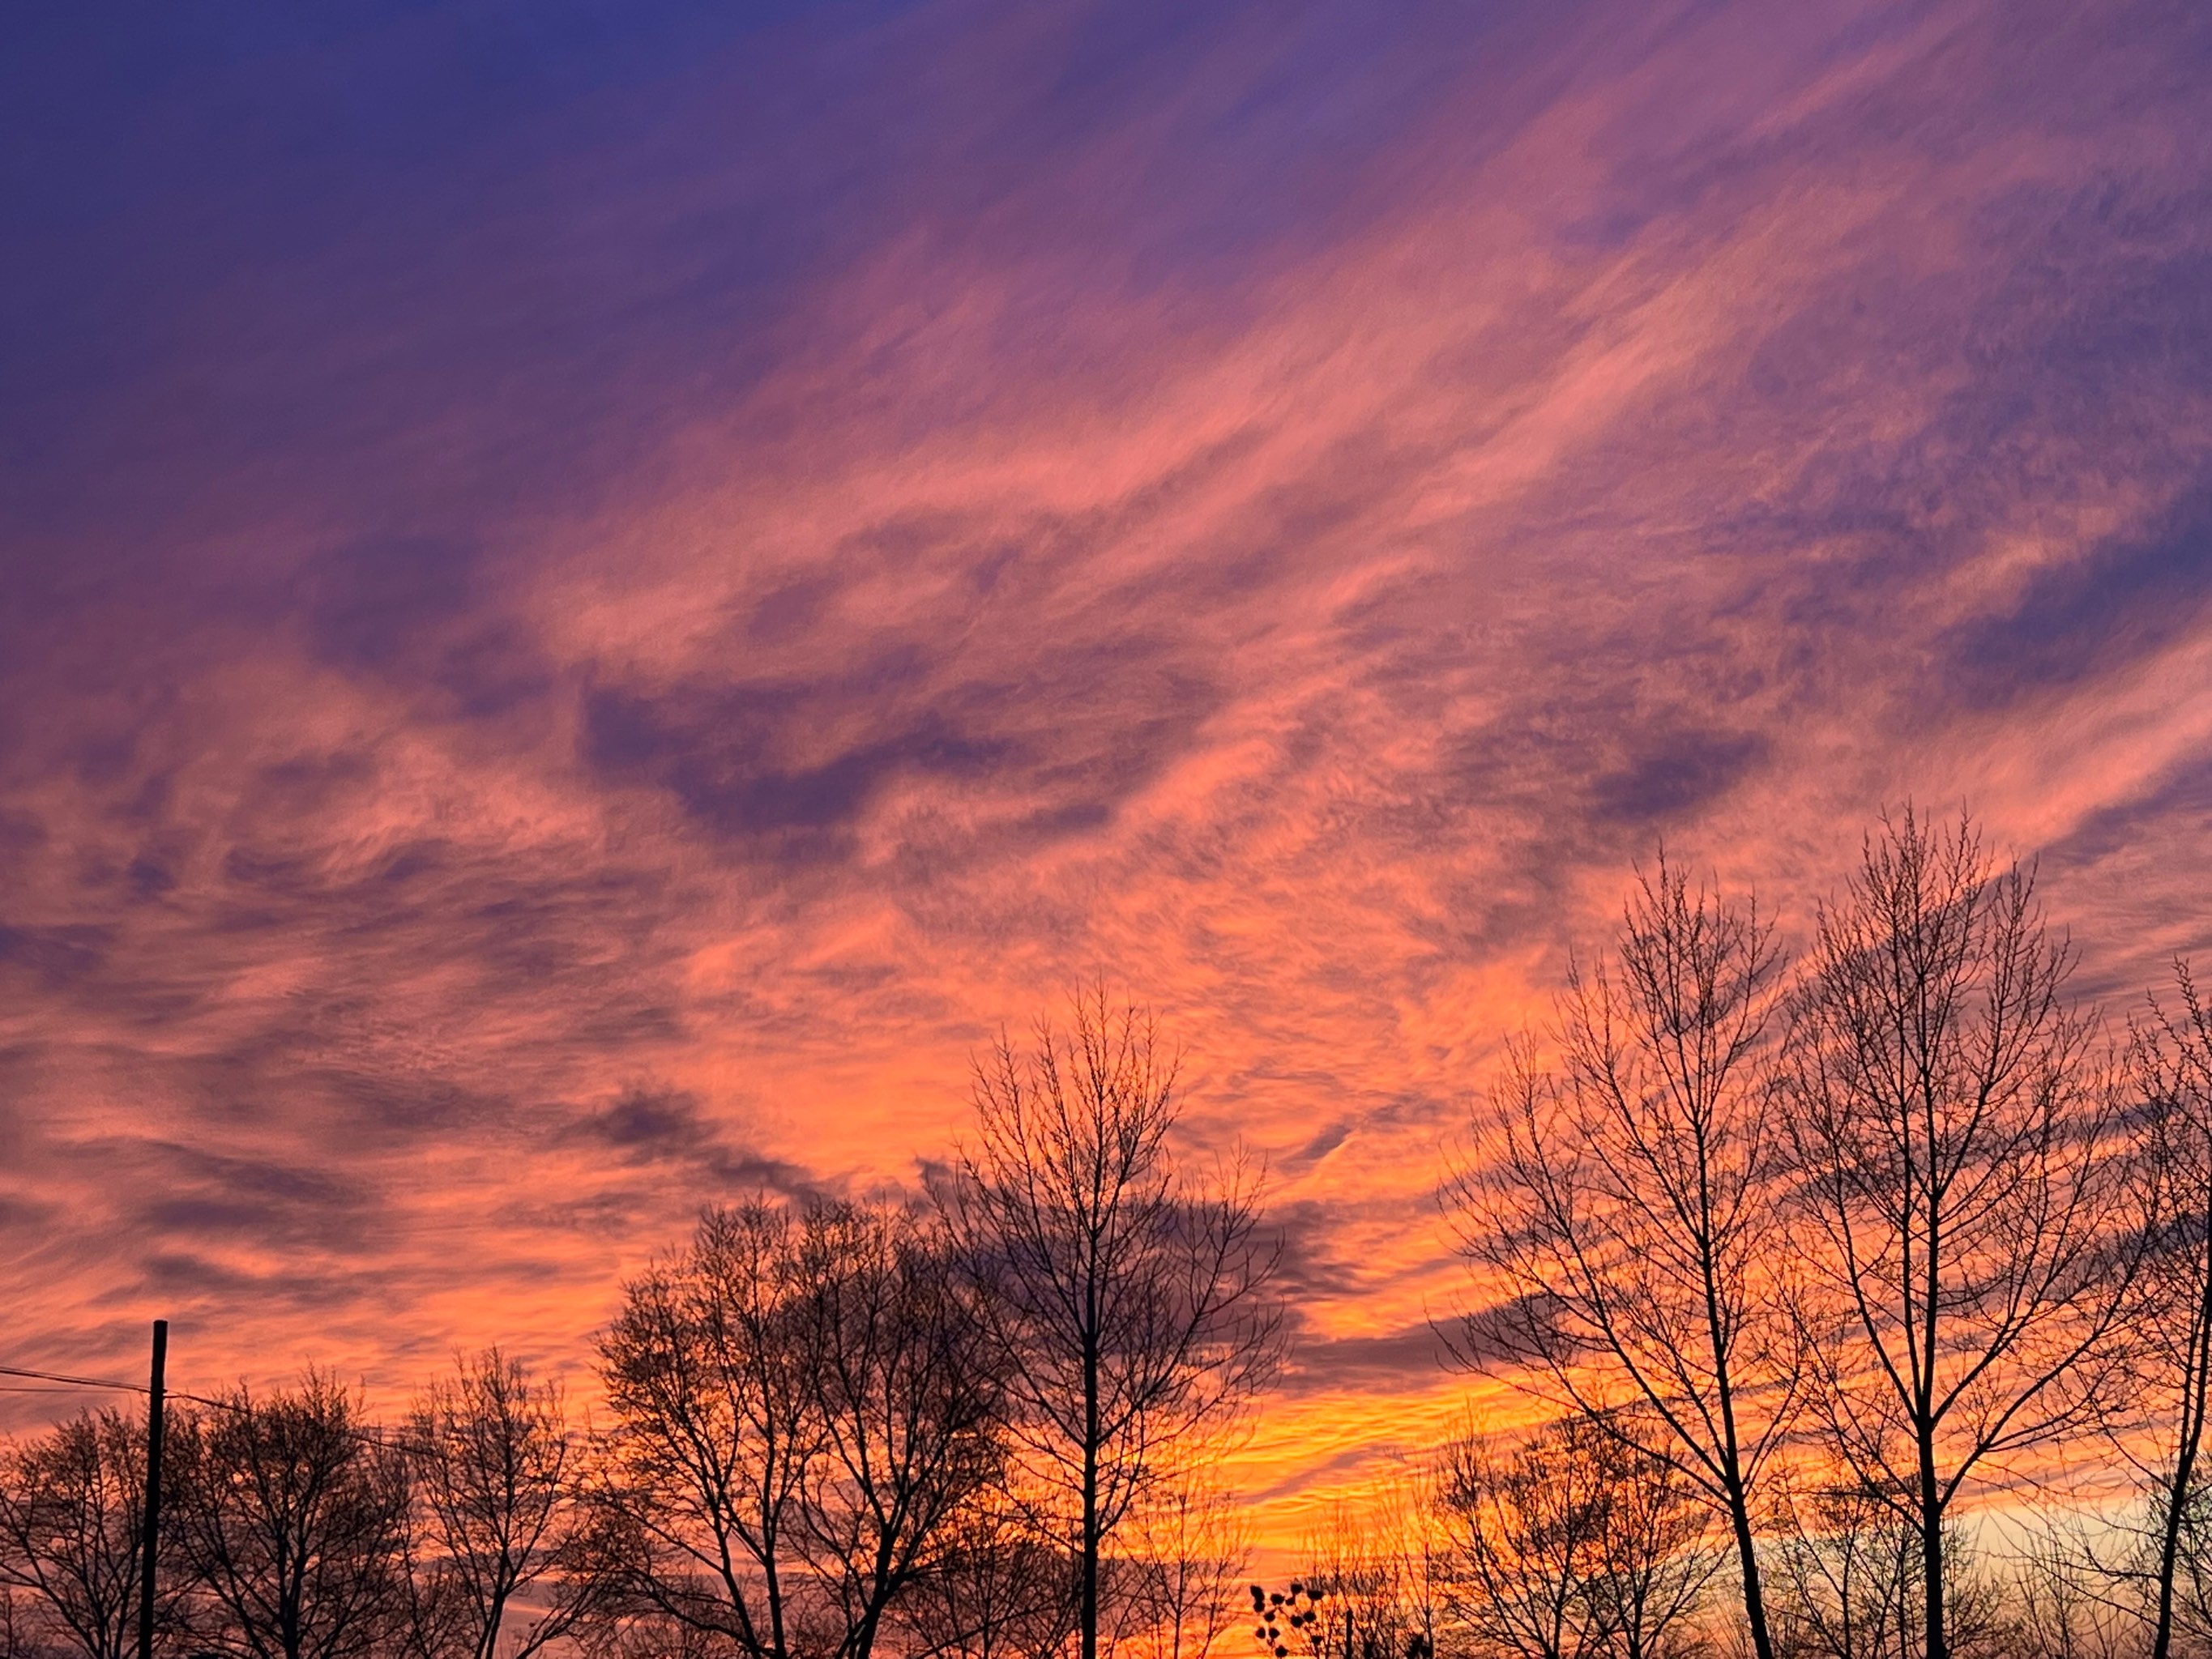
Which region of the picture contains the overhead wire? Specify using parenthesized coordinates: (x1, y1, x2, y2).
(0, 1362, 399, 1448)
(0, 1358, 613, 1455)
(0, 1363, 143, 1393)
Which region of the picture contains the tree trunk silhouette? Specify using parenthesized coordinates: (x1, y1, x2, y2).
(1783, 810, 2140, 1659)
(1451, 853, 1797, 1659)
(939, 987, 1282, 1659)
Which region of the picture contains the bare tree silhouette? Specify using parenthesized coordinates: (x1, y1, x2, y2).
(937, 989, 1281, 1659)
(792, 1203, 1006, 1659)
(591, 1199, 1001, 1659)
(1434, 1411, 1711, 1659)
(404, 1350, 597, 1659)
(1451, 854, 1800, 1659)
(1297, 1479, 1454, 1659)
(890, 1489, 1073, 1659)
(169, 1375, 412, 1659)
(0, 1409, 178, 1659)
(2116, 958, 2212, 1659)
(1115, 1476, 1249, 1659)
(1782, 811, 2141, 1659)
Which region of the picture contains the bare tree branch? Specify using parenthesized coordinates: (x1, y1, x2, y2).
(1782, 809, 2142, 1659)
(937, 986, 1284, 1659)
(1448, 852, 1798, 1659)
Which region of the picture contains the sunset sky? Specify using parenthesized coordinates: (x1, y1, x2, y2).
(4, 0, 2212, 1544)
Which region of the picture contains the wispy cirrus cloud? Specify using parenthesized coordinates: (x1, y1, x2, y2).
(1, 0, 2210, 1536)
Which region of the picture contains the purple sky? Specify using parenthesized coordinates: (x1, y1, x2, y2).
(3, 0, 2211, 1531)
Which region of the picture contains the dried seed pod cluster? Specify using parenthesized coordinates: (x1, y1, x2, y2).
(1249, 1580, 1328, 1658)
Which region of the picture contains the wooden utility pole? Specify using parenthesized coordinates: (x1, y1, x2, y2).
(137, 1320, 166, 1659)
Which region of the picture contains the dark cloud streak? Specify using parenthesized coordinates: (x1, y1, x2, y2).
(1, 0, 2210, 1529)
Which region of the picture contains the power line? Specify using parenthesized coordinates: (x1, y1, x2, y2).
(0, 1358, 523, 1454)
(0, 1363, 144, 1393)
(0, 1356, 617, 1456)
(0, 1363, 228, 1418)
(0, 1362, 361, 1437)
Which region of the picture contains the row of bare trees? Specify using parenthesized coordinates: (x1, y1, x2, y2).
(0, 1360, 592, 1659)
(1450, 808, 2212, 1659)
(9, 808, 2209, 1659)
(1254, 1410, 1715, 1659)
(1258, 1405, 2101, 1659)
(0, 996, 1280, 1659)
